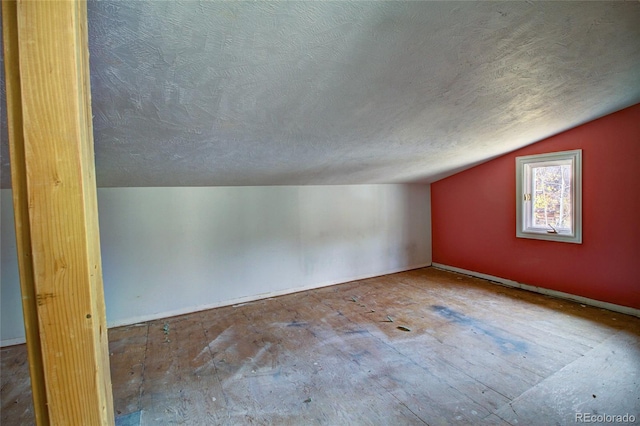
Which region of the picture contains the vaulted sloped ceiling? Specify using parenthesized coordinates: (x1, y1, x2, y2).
(1, 1, 639, 188)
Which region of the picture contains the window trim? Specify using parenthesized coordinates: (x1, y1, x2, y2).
(516, 149, 582, 244)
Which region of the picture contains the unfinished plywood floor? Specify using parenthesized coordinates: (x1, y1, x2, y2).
(2, 267, 639, 425)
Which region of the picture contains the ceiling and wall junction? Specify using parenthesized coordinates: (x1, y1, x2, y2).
(1, 1, 639, 188)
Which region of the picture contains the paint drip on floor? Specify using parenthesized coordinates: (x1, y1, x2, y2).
(115, 410, 141, 426)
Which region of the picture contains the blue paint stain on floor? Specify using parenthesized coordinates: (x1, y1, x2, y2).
(344, 329, 369, 334)
(431, 305, 528, 354)
(115, 410, 141, 426)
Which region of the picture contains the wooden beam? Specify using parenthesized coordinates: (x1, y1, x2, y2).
(2, 1, 49, 424)
(2, 1, 115, 424)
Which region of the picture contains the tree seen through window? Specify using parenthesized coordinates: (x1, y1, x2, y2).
(532, 164, 572, 232)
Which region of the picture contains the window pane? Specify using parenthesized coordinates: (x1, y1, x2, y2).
(532, 164, 572, 231)
(516, 149, 581, 243)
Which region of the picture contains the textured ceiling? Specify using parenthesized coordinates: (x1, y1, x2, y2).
(1, 1, 640, 188)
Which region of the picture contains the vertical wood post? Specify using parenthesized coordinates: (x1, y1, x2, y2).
(2, 1, 115, 424)
(2, 1, 49, 423)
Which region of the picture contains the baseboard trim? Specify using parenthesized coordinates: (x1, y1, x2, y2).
(432, 263, 640, 318)
(106, 262, 432, 329)
(1, 262, 432, 347)
(0, 336, 26, 347)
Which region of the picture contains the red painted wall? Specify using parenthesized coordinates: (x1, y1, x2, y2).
(432, 104, 640, 309)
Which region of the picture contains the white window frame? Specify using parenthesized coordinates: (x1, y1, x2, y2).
(516, 149, 582, 244)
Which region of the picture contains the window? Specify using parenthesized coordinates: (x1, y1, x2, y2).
(516, 149, 582, 243)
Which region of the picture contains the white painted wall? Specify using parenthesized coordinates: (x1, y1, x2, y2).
(0, 190, 23, 346)
(0, 184, 431, 345)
